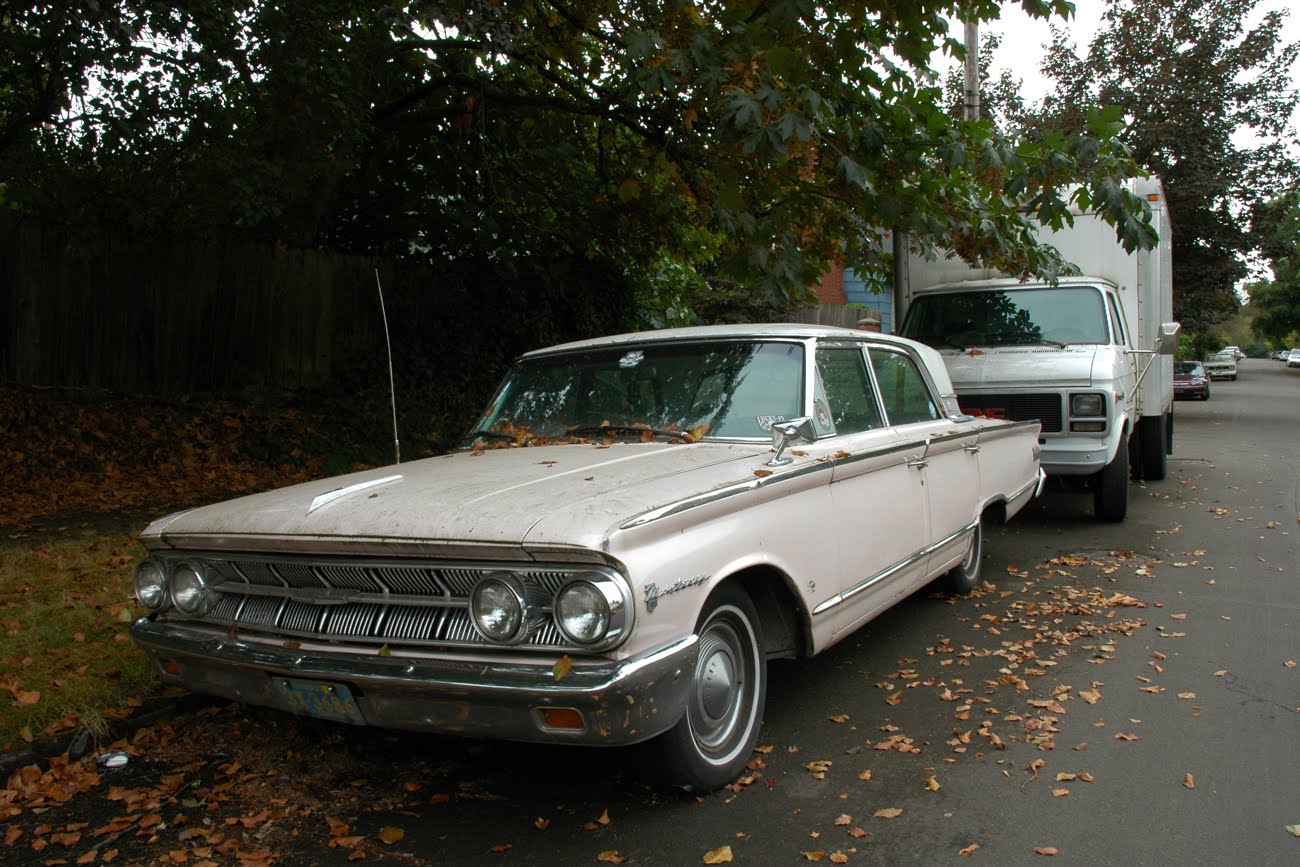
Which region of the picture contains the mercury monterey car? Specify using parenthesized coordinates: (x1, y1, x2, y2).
(1202, 351, 1238, 381)
(130, 324, 1044, 790)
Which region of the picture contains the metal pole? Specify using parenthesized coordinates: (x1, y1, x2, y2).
(963, 19, 980, 121)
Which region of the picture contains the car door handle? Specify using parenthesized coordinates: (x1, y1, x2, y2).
(906, 458, 929, 470)
(964, 444, 981, 454)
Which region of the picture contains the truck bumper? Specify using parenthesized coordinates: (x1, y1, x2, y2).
(1040, 436, 1118, 476)
(131, 617, 696, 746)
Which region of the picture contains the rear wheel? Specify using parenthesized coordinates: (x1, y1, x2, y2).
(937, 517, 983, 595)
(651, 585, 766, 792)
(1139, 414, 1168, 481)
(1094, 431, 1129, 522)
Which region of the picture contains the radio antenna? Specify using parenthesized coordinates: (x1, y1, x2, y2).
(374, 267, 401, 465)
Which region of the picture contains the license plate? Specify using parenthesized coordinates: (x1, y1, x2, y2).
(278, 677, 366, 725)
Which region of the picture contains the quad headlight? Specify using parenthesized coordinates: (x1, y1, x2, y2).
(133, 557, 222, 615)
(469, 570, 632, 649)
(470, 573, 531, 642)
(134, 560, 168, 610)
(170, 562, 215, 614)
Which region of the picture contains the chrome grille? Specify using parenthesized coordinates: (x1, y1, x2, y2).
(162, 554, 603, 652)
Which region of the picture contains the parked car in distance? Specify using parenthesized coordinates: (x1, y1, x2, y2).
(130, 324, 1045, 791)
(1203, 352, 1238, 381)
(1221, 346, 1245, 360)
(1287, 349, 1300, 368)
(1174, 360, 1210, 400)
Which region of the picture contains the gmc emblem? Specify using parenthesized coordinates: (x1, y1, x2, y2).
(964, 407, 1007, 419)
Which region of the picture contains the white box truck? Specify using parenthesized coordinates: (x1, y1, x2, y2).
(898, 177, 1180, 522)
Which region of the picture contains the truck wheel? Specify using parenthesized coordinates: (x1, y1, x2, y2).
(652, 585, 766, 791)
(937, 517, 983, 595)
(1094, 431, 1129, 522)
(1139, 414, 1168, 481)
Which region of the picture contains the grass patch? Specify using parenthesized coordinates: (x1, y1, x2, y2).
(0, 531, 157, 749)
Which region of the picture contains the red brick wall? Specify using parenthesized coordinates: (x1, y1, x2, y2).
(815, 264, 848, 304)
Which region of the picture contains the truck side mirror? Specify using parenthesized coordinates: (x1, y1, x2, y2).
(1157, 322, 1181, 356)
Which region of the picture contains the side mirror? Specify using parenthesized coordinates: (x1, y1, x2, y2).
(767, 417, 816, 467)
(1157, 322, 1181, 356)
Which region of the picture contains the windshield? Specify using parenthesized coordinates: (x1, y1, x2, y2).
(467, 340, 805, 446)
(1174, 362, 1203, 375)
(901, 286, 1110, 348)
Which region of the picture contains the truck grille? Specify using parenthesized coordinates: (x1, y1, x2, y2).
(158, 554, 590, 652)
(958, 394, 1063, 433)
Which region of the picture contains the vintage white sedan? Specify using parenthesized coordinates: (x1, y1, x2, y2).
(130, 324, 1044, 790)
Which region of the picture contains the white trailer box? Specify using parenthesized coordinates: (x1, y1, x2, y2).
(898, 177, 1179, 522)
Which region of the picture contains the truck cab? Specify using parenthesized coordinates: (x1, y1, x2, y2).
(898, 177, 1179, 522)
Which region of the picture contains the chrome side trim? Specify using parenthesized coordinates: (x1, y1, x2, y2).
(811, 517, 979, 616)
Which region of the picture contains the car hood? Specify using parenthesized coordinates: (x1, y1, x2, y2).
(142, 442, 767, 554)
(939, 346, 1099, 388)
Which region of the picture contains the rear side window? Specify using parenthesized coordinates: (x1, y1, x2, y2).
(869, 350, 940, 426)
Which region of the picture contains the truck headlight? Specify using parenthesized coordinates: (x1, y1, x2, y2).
(1070, 394, 1105, 417)
(170, 562, 216, 614)
(470, 573, 530, 642)
(134, 560, 168, 610)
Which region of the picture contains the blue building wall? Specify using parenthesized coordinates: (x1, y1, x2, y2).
(842, 269, 895, 333)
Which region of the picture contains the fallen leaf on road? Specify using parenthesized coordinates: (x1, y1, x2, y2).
(1115, 733, 1140, 741)
(873, 808, 902, 819)
(377, 826, 404, 845)
(597, 851, 627, 864)
(1034, 846, 1059, 856)
(834, 814, 852, 826)
(1183, 773, 1196, 789)
(959, 843, 980, 856)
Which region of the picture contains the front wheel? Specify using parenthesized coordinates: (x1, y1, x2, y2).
(1093, 431, 1129, 522)
(651, 585, 766, 792)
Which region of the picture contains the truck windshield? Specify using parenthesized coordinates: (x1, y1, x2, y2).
(901, 286, 1110, 348)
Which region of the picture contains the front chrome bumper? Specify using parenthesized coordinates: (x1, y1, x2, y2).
(131, 617, 697, 746)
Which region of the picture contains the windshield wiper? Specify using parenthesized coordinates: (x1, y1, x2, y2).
(567, 424, 692, 441)
(464, 429, 520, 442)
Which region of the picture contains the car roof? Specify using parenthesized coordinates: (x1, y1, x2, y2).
(521, 323, 920, 358)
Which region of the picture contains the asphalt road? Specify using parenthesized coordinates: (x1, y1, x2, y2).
(7, 360, 1298, 866)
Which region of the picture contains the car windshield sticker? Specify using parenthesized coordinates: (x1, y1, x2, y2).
(756, 415, 786, 432)
(619, 350, 645, 369)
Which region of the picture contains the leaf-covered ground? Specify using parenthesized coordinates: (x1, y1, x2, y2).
(0, 385, 401, 536)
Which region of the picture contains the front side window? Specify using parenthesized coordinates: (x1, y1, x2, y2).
(469, 340, 805, 443)
(869, 350, 940, 426)
(815, 346, 884, 435)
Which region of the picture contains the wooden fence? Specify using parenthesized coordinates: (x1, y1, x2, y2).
(0, 215, 446, 394)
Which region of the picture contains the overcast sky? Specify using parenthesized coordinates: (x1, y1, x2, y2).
(976, 0, 1300, 106)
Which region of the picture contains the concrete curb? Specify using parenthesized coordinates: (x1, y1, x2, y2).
(0, 691, 216, 779)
